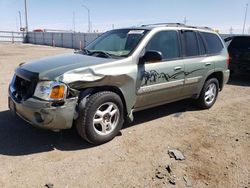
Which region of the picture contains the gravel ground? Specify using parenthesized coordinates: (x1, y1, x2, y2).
(0, 43, 249, 188)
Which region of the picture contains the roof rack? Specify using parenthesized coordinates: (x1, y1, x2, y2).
(141, 23, 213, 31)
(141, 23, 185, 27)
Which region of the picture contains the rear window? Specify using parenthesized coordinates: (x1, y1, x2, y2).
(229, 37, 250, 50)
(201, 32, 223, 54)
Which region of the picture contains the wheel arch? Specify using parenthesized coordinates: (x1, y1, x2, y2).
(205, 71, 224, 90)
(196, 71, 224, 99)
(77, 86, 128, 117)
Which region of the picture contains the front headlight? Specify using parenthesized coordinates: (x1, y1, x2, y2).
(33, 81, 67, 101)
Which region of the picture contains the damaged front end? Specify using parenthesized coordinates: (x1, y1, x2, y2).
(9, 67, 79, 131)
(9, 54, 136, 131)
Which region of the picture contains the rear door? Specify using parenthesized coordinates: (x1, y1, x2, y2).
(181, 30, 210, 97)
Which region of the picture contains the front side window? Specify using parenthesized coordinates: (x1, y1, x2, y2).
(145, 31, 180, 60)
(86, 29, 148, 57)
(183, 31, 199, 57)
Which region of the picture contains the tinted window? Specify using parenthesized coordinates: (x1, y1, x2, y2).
(146, 31, 180, 60)
(183, 31, 199, 57)
(202, 32, 223, 54)
(228, 37, 250, 50)
(197, 33, 206, 55)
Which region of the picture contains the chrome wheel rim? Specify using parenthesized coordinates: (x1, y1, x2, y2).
(93, 102, 120, 136)
(204, 83, 217, 105)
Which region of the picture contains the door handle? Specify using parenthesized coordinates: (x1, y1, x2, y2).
(205, 62, 212, 66)
(174, 66, 182, 71)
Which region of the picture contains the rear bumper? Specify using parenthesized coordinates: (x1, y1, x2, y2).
(223, 69, 230, 86)
(9, 86, 78, 130)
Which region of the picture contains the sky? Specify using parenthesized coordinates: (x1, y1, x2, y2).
(0, 0, 249, 34)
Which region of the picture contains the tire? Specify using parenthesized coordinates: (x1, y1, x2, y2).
(196, 78, 219, 109)
(76, 91, 124, 145)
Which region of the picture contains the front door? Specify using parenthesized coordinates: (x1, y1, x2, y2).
(135, 30, 185, 109)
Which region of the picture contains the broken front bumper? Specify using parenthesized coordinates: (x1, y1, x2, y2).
(9, 87, 78, 131)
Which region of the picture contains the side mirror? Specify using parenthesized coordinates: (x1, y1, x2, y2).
(141, 51, 162, 63)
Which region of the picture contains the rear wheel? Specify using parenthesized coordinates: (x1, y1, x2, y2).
(76, 91, 124, 145)
(196, 78, 219, 109)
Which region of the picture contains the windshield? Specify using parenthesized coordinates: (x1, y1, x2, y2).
(85, 29, 149, 58)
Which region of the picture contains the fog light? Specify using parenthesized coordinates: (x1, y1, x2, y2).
(34, 112, 44, 123)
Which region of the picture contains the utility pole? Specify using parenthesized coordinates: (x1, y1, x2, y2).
(73, 12, 76, 32)
(229, 26, 233, 34)
(242, 3, 248, 34)
(16, 16, 19, 32)
(18, 11, 22, 30)
(82, 4, 91, 33)
(183, 17, 187, 25)
(24, 0, 29, 32)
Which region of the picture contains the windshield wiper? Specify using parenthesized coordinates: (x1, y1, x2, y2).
(81, 48, 91, 55)
(80, 49, 122, 59)
(88, 50, 115, 58)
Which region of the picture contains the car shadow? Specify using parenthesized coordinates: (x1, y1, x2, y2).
(0, 110, 93, 156)
(227, 75, 250, 87)
(126, 99, 199, 127)
(0, 99, 199, 156)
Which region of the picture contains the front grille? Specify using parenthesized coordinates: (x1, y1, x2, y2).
(11, 68, 39, 101)
(13, 76, 37, 101)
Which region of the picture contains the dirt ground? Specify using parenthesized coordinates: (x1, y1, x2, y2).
(0, 44, 249, 188)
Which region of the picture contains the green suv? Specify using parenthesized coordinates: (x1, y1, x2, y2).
(9, 23, 230, 144)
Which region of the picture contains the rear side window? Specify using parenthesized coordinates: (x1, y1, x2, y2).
(183, 31, 199, 57)
(146, 30, 180, 60)
(228, 37, 250, 50)
(201, 32, 223, 54)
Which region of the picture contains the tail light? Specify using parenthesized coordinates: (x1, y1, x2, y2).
(227, 54, 231, 67)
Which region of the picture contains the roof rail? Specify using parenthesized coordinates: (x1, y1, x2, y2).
(141, 23, 185, 27)
(141, 23, 213, 31)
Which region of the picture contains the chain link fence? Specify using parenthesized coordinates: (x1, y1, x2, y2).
(0, 31, 101, 49)
(0, 31, 26, 43)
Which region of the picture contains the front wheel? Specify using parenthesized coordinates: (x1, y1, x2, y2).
(76, 91, 124, 145)
(196, 78, 219, 109)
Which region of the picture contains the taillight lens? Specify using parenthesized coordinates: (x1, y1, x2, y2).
(227, 54, 231, 67)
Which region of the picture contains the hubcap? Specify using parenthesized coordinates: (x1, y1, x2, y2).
(204, 83, 217, 105)
(93, 102, 120, 136)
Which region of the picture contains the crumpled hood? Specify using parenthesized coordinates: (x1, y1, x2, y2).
(20, 53, 116, 80)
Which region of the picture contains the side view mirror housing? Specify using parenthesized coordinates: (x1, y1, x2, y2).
(140, 51, 162, 63)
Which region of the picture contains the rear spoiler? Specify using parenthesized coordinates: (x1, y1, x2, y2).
(224, 37, 234, 42)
